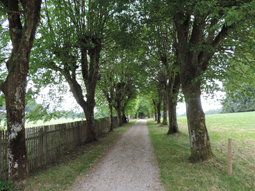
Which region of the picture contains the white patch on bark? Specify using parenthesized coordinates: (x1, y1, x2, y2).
(13, 86, 25, 112)
(7, 148, 13, 174)
(14, 162, 18, 168)
(204, 133, 208, 146)
(190, 130, 196, 149)
(9, 123, 22, 140)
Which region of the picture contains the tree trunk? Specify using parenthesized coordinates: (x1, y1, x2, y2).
(117, 108, 122, 126)
(109, 104, 113, 132)
(4, 70, 29, 182)
(66, 79, 97, 143)
(157, 102, 161, 123)
(167, 99, 179, 134)
(83, 103, 97, 143)
(183, 80, 214, 162)
(167, 73, 180, 134)
(162, 90, 168, 125)
(122, 107, 127, 124)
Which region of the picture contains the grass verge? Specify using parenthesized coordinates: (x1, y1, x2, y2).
(22, 120, 137, 191)
(147, 112, 255, 191)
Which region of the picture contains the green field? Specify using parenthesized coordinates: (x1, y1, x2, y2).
(0, 118, 84, 130)
(148, 111, 255, 190)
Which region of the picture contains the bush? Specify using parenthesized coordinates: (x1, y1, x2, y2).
(0, 181, 15, 191)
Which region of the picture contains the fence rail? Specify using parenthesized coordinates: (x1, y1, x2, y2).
(0, 117, 118, 181)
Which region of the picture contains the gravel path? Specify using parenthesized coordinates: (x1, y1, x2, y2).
(72, 119, 164, 191)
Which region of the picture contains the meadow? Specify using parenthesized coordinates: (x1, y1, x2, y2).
(147, 111, 255, 191)
(0, 118, 84, 130)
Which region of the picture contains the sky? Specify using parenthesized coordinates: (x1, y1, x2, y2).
(59, 91, 225, 116)
(37, 82, 225, 116)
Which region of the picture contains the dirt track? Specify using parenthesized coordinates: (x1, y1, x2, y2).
(72, 119, 164, 191)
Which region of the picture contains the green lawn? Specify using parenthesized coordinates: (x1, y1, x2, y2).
(147, 112, 255, 191)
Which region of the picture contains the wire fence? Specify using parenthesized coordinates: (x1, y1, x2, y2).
(0, 117, 118, 181)
(211, 138, 255, 188)
(212, 140, 255, 170)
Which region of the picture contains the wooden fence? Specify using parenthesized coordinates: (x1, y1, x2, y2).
(0, 117, 118, 181)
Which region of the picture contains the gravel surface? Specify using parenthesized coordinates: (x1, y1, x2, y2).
(72, 119, 164, 191)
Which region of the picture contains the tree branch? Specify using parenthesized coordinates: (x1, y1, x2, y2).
(0, 8, 24, 15)
(0, 80, 4, 91)
(199, 23, 235, 70)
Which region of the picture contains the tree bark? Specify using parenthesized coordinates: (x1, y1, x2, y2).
(157, 102, 161, 124)
(109, 104, 113, 132)
(0, 0, 42, 182)
(167, 73, 180, 134)
(122, 107, 127, 124)
(116, 107, 122, 126)
(162, 90, 168, 125)
(182, 80, 214, 162)
(113, 82, 129, 126)
(83, 97, 97, 142)
(152, 100, 157, 121)
(4, 69, 29, 182)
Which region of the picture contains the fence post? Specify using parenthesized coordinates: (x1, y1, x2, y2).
(37, 127, 43, 168)
(43, 126, 49, 164)
(228, 138, 232, 175)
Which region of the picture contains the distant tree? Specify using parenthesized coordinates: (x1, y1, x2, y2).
(222, 92, 255, 113)
(205, 108, 222, 115)
(140, 2, 181, 131)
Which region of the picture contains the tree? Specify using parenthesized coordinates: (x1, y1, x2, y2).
(30, 0, 131, 142)
(171, 0, 253, 162)
(0, 0, 42, 181)
(221, 56, 255, 113)
(100, 53, 137, 126)
(222, 93, 255, 113)
(139, 3, 181, 131)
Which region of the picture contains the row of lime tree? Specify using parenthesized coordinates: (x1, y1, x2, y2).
(1, 0, 255, 183)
